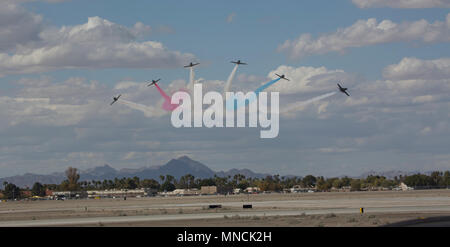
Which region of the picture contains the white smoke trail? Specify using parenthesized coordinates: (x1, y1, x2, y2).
(281, 92, 336, 116)
(224, 64, 238, 94)
(118, 99, 166, 117)
(187, 67, 195, 93)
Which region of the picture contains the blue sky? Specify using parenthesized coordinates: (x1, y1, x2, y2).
(19, 0, 450, 82)
(0, 0, 449, 177)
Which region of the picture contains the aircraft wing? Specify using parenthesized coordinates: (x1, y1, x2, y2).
(344, 91, 350, 96)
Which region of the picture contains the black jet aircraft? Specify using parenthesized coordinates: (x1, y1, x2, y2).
(275, 73, 290, 81)
(110, 94, 121, 105)
(147, 78, 160, 87)
(337, 83, 350, 96)
(184, 62, 200, 68)
(231, 60, 247, 65)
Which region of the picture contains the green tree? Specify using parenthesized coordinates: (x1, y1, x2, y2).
(125, 178, 137, 189)
(443, 171, 450, 187)
(302, 175, 317, 188)
(65, 167, 80, 191)
(3, 182, 21, 200)
(31, 182, 46, 197)
(350, 179, 361, 191)
(332, 178, 343, 189)
(430, 171, 442, 186)
(141, 179, 160, 189)
(316, 177, 331, 191)
(161, 181, 175, 192)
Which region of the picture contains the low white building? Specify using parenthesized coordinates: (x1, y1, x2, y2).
(245, 187, 260, 193)
(400, 182, 414, 191)
(87, 189, 146, 198)
(163, 188, 200, 196)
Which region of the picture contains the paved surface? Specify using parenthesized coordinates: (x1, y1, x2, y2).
(384, 216, 450, 227)
(1, 205, 450, 227)
(1, 190, 449, 226)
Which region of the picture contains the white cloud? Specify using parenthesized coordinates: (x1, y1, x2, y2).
(383, 57, 450, 80)
(345, 57, 450, 111)
(0, 2, 43, 52)
(352, 0, 450, 8)
(0, 16, 195, 76)
(0, 76, 173, 128)
(278, 14, 450, 59)
(266, 65, 354, 94)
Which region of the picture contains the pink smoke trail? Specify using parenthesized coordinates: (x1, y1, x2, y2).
(154, 83, 181, 111)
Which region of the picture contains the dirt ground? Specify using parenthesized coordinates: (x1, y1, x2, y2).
(0, 189, 449, 226)
(86, 212, 447, 227)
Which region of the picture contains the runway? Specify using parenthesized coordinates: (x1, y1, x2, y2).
(1, 205, 450, 227)
(1, 190, 449, 226)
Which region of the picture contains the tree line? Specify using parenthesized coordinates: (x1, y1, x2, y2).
(1, 167, 449, 200)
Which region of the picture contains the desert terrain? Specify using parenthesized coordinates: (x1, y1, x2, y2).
(0, 190, 449, 226)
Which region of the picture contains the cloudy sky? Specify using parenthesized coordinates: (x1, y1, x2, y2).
(0, 0, 449, 177)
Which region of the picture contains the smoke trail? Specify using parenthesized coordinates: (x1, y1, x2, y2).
(254, 78, 281, 94)
(154, 83, 180, 111)
(154, 83, 171, 101)
(281, 92, 336, 115)
(226, 77, 282, 111)
(187, 67, 195, 93)
(118, 99, 166, 117)
(224, 64, 238, 94)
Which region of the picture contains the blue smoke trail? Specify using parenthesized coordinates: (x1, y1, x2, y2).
(254, 78, 281, 94)
(226, 78, 282, 111)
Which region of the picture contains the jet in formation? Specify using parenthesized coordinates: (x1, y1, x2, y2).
(275, 73, 290, 81)
(110, 94, 121, 105)
(148, 78, 161, 87)
(231, 60, 247, 65)
(337, 83, 350, 96)
(184, 62, 200, 68)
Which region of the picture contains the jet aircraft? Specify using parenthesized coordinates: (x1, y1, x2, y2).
(231, 60, 247, 65)
(147, 79, 161, 87)
(184, 62, 200, 68)
(110, 94, 121, 105)
(275, 73, 290, 81)
(337, 83, 350, 96)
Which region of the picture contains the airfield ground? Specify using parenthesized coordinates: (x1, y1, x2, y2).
(0, 190, 449, 226)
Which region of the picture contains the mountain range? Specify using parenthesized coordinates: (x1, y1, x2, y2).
(0, 156, 270, 189)
(0, 156, 438, 189)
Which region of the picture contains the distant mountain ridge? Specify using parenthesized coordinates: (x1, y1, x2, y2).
(0, 156, 438, 189)
(0, 156, 269, 189)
